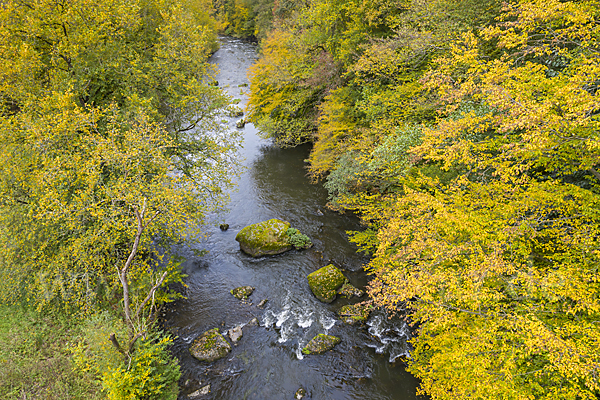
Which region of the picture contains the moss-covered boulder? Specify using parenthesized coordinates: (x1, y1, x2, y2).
(230, 286, 254, 300)
(307, 264, 346, 303)
(189, 328, 231, 362)
(302, 334, 341, 355)
(235, 219, 292, 257)
(337, 282, 364, 298)
(338, 303, 371, 325)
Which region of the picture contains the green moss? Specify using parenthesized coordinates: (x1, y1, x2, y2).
(235, 219, 292, 257)
(302, 334, 341, 355)
(189, 328, 231, 362)
(230, 286, 254, 300)
(338, 304, 372, 325)
(307, 265, 346, 303)
(202, 329, 220, 349)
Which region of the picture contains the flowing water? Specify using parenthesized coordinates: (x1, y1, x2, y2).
(165, 36, 421, 400)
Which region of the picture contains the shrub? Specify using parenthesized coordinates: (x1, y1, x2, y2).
(73, 312, 180, 400)
(286, 228, 312, 249)
(101, 332, 180, 400)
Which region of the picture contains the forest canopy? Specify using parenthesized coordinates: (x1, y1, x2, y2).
(247, 0, 600, 398)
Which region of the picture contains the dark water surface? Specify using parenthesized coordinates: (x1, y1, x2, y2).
(165, 36, 420, 400)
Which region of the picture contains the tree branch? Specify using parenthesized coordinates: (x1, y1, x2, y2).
(590, 166, 600, 183)
(127, 332, 145, 355)
(109, 333, 126, 356)
(134, 270, 169, 324)
(119, 201, 146, 330)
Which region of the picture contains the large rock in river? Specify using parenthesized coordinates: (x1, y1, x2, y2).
(189, 328, 231, 362)
(235, 219, 292, 257)
(307, 264, 346, 303)
(302, 334, 341, 355)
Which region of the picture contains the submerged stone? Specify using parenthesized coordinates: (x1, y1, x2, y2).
(257, 298, 268, 308)
(295, 387, 307, 399)
(228, 325, 243, 343)
(337, 282, 364, 298)
(231, 285, 255, 299)
(219, 223, 229, 231)
(302, 334, 341, 355)
(338, 303, 371, 325)
(235, 219, 292, 257)
(189, 328, 231, 362)
(188, 384, 210, 398)
(307, 264, 346, 303)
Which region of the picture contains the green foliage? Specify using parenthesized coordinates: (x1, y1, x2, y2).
(212, 0, 306, 39)
(73, 312, 180, 400)
(0, 305, 102, 399)
(250, 0, 600, 398)
(0, 1, 236, 397)
(286, 228, 312, 249)
(102, 333, 180, 400)
(247, 29, 329, 147)
(0, 0, 240, 313)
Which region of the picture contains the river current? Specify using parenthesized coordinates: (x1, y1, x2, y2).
(164, 36, 420, 400)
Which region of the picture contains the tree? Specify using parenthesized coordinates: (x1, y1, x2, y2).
(350, 0, 600, 398)
(0, 0, 240, 324)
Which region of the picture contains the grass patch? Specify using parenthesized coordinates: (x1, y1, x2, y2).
(0, 305, 103, 400)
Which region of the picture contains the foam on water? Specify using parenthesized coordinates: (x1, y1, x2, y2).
(297, 315, 313, 328)
(321, 315, 336, 332)
(367, 314, 412, 362)
(262, 292, 339, 349)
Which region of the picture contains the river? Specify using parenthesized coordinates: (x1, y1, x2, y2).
(164, 36, 421, 400)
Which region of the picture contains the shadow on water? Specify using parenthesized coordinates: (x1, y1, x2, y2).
(164, 36, 422, 400)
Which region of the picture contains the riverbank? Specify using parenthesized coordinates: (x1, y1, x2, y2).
(0, 305, 102, 399)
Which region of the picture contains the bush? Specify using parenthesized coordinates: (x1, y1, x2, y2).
(73, 312, 180, 400)
(286, 228, 312, 249)
(102, 332, 180, 400)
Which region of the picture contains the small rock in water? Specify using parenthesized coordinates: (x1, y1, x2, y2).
(302, 333, 341, 355)
(257, 299, 268, 308)
(295, 387, 307, 399)
(316, 208, 324, 216)
(189, 328, 231, 362)
(236, 119, 245, 128)
(231, 286, 255, 300)
(338, 303, 372, 325)
(247, 317, 259, 326)
(219, 223, 229, 231)
(337, 282, 364, 298)
(307, 264, 346, 303)
(228, 325, 243, 343)
(189, 384, 211, 398)
(182, 377, 201, 392)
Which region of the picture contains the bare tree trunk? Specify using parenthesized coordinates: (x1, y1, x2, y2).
(114, 198, 164, 352)
(118, 201, 145, 331)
